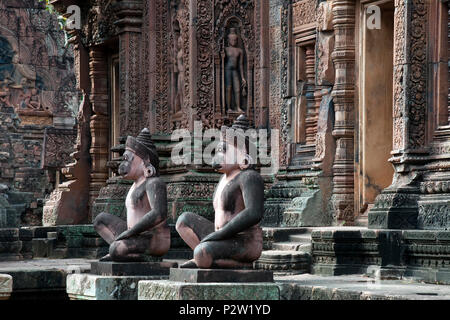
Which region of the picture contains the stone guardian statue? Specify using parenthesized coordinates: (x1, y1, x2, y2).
(176, 115, 264, 268)
(94, 128, 170, 261)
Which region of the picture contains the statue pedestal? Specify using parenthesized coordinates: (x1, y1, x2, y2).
(138, 268, 279, 300)
(0, 274, 12, 300)
(91, 260, 178, 276)
(169, 268, 273, 283)
(66, 273, 167, 300)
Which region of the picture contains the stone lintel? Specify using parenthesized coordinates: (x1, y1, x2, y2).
(91, 260, 178, 276)
(169, 268, 274, 283)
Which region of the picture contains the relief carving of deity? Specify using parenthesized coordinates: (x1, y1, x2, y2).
(173, 35, 184, 115)
(224, 27, 247, 113)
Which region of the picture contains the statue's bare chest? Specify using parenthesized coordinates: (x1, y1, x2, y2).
(213, 176, 242, 213)
(125, 182, 150, 211)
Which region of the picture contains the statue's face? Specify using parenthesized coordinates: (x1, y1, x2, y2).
(212, 141, 245, 174)
(228, 35, 238, 47)
(119, 149, 143, 180)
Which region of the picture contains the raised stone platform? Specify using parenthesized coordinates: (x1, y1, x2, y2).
(0, 258, 91, 299)
(311, 227, 450, 285)
(91, 260, 178, 276)
(275, 273, 450, 300)
(0, 274, 12, 300)
(22, 225, 108, 259)
(138, 280, 280, 300)
(138, 268, 277, 300)
(169, 268, 273, 283)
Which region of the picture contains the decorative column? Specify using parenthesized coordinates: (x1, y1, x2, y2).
(88, 48, 109, 219)
(305, 46, 318, 145)
(369, 0, 429, 229)
(115, 0, 144, 137)
(330, 0, 356, 224)
(91, 0, 144, 221)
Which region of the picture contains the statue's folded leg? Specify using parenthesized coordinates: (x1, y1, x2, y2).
(93, 212, 127, 244)
(108, 226, 170, 262)
(193, 233, 263, 269)
(175, 212, 214, 250)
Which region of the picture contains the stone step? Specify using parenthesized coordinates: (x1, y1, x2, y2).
(288, 233, 311, 243)
(31, 238, 56, 258)
(255, 250, 311, 272)
(262, 227, 311, 242)
(272, 242, 311, 252)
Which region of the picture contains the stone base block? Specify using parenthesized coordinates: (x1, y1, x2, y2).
(91, 260, 178, 276)
(138, 280, 280, 300)
(255, 250, 311, 272)
(66, 273, 167, 300)
(0, 228, 22, 261)
(0, 274, 12, 300)
(169, 268, 273, 283)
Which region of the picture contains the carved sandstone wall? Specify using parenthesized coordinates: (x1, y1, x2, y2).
(0, 0, 79, 226)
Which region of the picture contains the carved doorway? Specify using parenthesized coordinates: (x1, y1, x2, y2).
(356, 0, 395, 222)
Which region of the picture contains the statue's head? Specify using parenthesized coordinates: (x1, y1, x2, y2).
(227, 28, 239, 47)
(212, 114, 255, 174)
(119, 128, 159, 180)
(177, 35, 183, 48)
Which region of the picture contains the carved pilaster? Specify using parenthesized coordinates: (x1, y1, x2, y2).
(114, 0, 144, 137)
(390, 0, 429, 166)
(369, 0, 431, 229)
(88, 48, 109, 217)
(305, 46, 317, 145)
(330, 0, 356, 223)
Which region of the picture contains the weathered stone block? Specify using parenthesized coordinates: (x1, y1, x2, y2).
(169, 268, 273, 283)
(66, 273, 166, 300)
(0, 274, 12, 300)
(138, 280, 280, 300)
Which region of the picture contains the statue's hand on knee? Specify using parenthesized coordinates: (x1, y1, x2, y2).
(200, 229, 225, 243)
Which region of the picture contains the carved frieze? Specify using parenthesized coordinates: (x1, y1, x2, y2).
(392, 0, 428, 151)
(292, 0, 316, 29)
(41, 128, 77, 169)
(79, 0, 118, 47)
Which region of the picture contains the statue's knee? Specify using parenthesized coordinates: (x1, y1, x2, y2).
(109, 241, 126, 260)
(193, 243, 212, 268)
(93, 213, 106, 229)
(175, 212, 193, 231)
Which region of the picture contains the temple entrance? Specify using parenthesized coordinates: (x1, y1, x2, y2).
(356, 0, 394, 220)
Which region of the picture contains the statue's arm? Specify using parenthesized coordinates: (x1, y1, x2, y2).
(201, 171, 264, 242)
(116, 178, 167, 240)
(239, 49, 245, 83)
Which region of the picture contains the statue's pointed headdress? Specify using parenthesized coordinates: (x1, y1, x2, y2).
(125, 128, 159, 175)
(220, 114, 256, 169)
